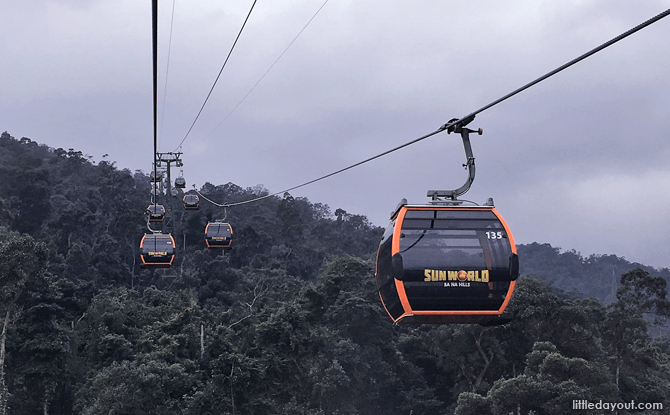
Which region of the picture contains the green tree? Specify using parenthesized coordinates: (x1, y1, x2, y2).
(74, 360, 197, 415)
(603, 269, 670, 406)
(0, 234, 62, 415)
(615, 268, 670, 324)
(454, 342, 617, 415)
(6, 273, 70, 415)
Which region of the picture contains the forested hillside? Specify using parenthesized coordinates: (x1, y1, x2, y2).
(519, 243, 670, 305)
(1, 132, 669, 414)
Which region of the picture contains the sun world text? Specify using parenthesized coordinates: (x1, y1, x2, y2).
(424, 269, 489, 283)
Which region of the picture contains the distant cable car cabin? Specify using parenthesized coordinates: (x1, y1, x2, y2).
(174, 177, 186, 189)
(375, 201, 518, 325)
(183, 194, 199, 210)
(140, 233, 175, 268)
(171, 187, 178, 197)
(205, 222, 233, 250)
(147, 204, 166, 222)
(149, 170, 163, 182)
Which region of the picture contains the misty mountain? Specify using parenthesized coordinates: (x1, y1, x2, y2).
(1, 131, 668, 414)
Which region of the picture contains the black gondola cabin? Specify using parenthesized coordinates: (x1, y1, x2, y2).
(149, 170, 163, 182)
(183, 194, 199, 210)
(205, 222, 233, 250)
(174, 177, 186, 188)
(140, 233, 175, 268)
(147, 204, 166, 222)
(375, 203, 518, 325)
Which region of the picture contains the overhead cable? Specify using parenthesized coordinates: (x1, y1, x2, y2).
(453, 7, 670, 129)
(197, 7, 670, 208)
(152, 0, 159, 209)
(159, 0, 178, 139)
(175, 0, 258, 151)
(210, 0, 331, 134)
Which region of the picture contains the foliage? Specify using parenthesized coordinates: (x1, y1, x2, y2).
(519, 242, 670, 304)
(0, 132, 669, 414)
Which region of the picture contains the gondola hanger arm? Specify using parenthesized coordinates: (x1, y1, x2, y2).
(428, 118, 483, 201)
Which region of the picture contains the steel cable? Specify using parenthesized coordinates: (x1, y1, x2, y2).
(175, 0, 258, 151)
(194, 7, 670, 208)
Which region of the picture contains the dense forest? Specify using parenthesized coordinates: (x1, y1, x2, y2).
(1, 131, 669, 414)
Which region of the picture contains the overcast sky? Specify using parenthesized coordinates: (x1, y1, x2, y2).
(2, 0, 669, 269)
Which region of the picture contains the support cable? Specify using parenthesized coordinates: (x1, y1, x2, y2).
(175, 0, 258, 150)
(209, 0, 330, 134)
(191, 128, 444, 207)
(159, 0, 178, 139)
(194, 7, 670, 208)
(152, 0, 159, 211)
(450, 7, 670, 130)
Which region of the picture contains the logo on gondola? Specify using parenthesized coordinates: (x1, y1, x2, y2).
(424, 269, 489, 283)
(457, 270, 468, 281)
(149, 252, 167, 256)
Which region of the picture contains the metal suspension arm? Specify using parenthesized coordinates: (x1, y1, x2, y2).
(428, 116, 482, 201)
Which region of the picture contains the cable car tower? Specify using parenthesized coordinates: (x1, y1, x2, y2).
(154, 152, 183, 233)
(375, 117, 519, 325)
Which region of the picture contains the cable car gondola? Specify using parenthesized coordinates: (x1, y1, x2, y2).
(183, 194, 199, 210)
(149, 170, 163, 182)
(375, 200, 518, 325)
(375, 120, 518, 325)
(205, 222, 233, 250)
(174, 177, 186, 189)
(147, 204, 166, 222)
(140, 233, 175, 268)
